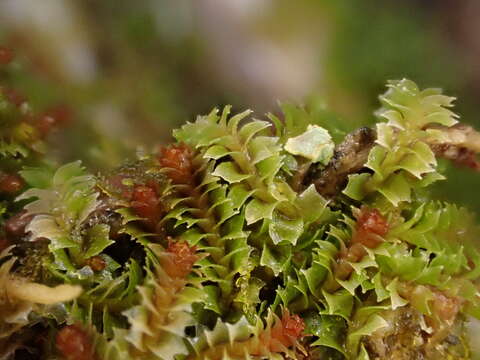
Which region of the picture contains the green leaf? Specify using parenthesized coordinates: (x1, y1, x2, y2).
(394, 152, 435, 179)
(248, 136, 280, 164)
(174, 109, 224, 148)
(322, 290, 354, 321)
(365, 146, 388, 177)
(53, 161, 85, 186)
(120, 259, 143, 298)
(378, 173, 411, 206)
(295, 185, 329, 225)
(386, 278, 408, 309)
(50, 248, 77, 272)
(343, 173, 370, 201)
(203, 285, 222, 315)
(211, 162, 251, 183)
(20, 166, 54, 188)
(0, 140, 28, 158)
(228, 184, 254, 211)
(409, 141, 436, 167)
(275, 271, 309, 310)
(260, 243, 291, 276)
(276, 102, 338, 141)
(268, 212, 303, 245)
(409, 285, 434, 315)
(84, 224, 114, 258)
(234, 276, 265, 319)
(256, 155, 283, 183)
(245, 198, 277, 225)
(307, 313, 347, 357)
(375, 123, 395, 149)
(26, 215, 77, 250)
(373, 273, 389, 302)
(116, 207, 144, 225)
(203, 145, 232, 160)
(225, 237, 251, 275)
(302, 263, 328, 299)
(379, 79, 458, 129)
(238, 120, 271, 146)
(343, 80, 460, 207)
(358, 344, 371, 360)
(347, 314, 388, 356)
(337, 271, 369, 296)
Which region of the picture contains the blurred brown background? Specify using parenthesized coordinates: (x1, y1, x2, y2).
(0, 0, 479, 210)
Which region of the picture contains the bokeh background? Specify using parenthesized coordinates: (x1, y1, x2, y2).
(0, 0, 479, 211)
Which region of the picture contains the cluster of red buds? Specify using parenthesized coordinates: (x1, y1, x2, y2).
(158, 143, 195, 185)
(56, 324, 96, 360)
(266, 310, 306, 352)
(335, 207, 389, 281)
(163, 238, 198, 279)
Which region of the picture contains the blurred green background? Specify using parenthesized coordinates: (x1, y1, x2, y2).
(0, 0, 478, 211)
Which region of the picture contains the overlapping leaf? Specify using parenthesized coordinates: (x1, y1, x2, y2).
(344, 79, 458, 207)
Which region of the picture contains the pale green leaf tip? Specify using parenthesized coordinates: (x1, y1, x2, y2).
(284, 125, 334, 164)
